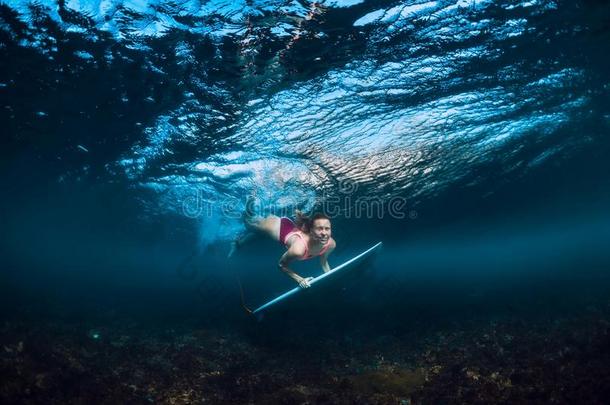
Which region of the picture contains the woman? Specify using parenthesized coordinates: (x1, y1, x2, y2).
(229, 209, 336, 289)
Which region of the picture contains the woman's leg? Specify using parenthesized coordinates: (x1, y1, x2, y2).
(228, 215, 281, 258)
(245, 215, 281, 242)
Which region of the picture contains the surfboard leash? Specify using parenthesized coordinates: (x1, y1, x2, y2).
(234, 272, 254, 315)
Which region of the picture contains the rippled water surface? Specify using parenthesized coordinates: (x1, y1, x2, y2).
(4, 0, 608, 214)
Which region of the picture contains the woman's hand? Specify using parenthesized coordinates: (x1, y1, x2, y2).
(298, 276, 315, 289)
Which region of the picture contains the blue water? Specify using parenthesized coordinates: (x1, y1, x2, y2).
(2, 0, 610, 402)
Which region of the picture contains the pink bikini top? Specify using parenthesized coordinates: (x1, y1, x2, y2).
(284, 231, 331, 260)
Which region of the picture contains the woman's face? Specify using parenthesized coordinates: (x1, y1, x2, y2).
(310, 218, 331, 244)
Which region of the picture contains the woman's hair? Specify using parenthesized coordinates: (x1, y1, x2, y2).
(295, 210, 330, 233)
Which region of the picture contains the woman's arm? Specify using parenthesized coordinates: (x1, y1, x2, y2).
(279, 243, 312, 288)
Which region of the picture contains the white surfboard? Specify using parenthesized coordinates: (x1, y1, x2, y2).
(252, 241, 382, 317)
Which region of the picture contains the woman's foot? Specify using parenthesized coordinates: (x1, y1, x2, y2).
(243, 195, 258, 227)
(228, 195, 262, 258)
(227, 231, 255, 258)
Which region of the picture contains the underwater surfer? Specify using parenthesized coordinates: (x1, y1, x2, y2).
(229, 205, 336, 289)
